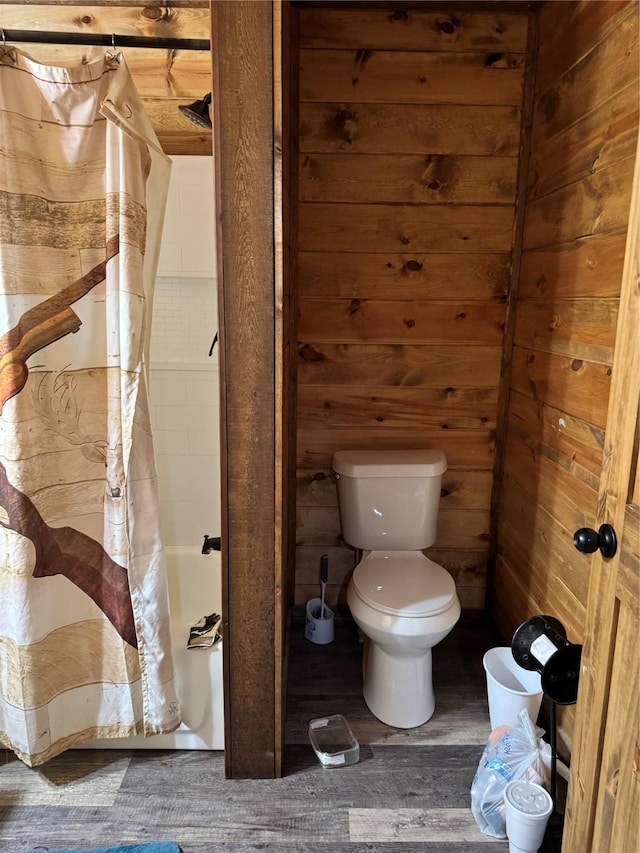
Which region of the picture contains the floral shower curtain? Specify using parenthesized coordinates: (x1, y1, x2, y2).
(0, 45, 180, 766)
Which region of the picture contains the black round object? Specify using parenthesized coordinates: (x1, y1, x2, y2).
(511, 615, 567, 671)
(541, 644, 583, 705)
(573, 527, 600, 554)
(573, 523, 617, 558)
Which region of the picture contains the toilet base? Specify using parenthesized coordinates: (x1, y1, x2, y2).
(363, 639, 435, 728)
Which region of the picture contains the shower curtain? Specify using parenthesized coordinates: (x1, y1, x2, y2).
(0, 45, 180, 766)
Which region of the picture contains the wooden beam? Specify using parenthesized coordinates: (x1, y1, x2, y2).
(0, 1, 208, 6)
(212, 0, 280, 780)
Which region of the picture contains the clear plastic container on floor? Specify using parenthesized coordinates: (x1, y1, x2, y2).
(308, 714, 360, 768)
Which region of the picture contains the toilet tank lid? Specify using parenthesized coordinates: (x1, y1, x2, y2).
(332, 449, 447, 477)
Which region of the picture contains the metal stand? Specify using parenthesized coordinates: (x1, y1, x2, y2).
(549, 698, 557, 806)
(511, 615, 582, 853)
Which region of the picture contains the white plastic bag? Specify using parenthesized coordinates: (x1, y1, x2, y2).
(470, 707, 552, 838)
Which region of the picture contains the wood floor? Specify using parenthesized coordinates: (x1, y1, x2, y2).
(0, 612, 561, 852)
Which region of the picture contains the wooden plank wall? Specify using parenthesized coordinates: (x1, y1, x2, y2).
(492, 0, 639, 746)
(0, 1, 212, 154)
(295, 6, 531, 609)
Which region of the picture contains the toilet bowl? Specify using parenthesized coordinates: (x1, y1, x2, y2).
(332, 449, 460, 729)
(347, 550, 460, 728)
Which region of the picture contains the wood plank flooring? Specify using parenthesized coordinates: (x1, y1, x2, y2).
(0, 612, 562, 852)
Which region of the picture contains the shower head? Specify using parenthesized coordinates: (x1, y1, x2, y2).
(178, 92, 212, 129)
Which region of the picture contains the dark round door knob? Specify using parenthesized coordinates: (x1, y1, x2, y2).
(573, 523, 617, 559)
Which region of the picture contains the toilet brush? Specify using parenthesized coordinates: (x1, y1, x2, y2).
(320, 554, 328, 618)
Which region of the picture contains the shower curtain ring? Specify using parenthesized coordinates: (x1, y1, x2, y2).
(111, 33, 116, 49)
(1, 29, 6, 46)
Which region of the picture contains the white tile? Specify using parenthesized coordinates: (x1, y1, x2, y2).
(188, 429, 219, 456)
(149, 376, 189, 407)
(153, 429, 190, 456)
(184, 501, 219, 539)
(186, 377, 219, 406)
(156, 453, 208, 481)
(182, 235, 216, 275)
(158, 475, 192, 505)
(189, 476, 218, 506)
(157, 405, 216, 432)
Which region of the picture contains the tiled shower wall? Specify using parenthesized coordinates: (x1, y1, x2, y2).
(148, 157, 220, 549)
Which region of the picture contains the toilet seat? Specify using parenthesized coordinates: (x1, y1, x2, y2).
(351, 551, 456, 618)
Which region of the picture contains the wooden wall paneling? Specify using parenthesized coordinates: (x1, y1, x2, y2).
(299, 49, 525, 105)
(513, 298, 618, 364)
(297, 386, 500, 430)
(298, 8, 529, 52)
(492, 0, 638, 657)
(502, 434, 599, 534)
(497, 510, 590, 620)
(506, 390, 603, 489)
(299, 202, 516, 253)
(534, 0, 637, 96)
(298, 251, 511, 301)
(522, 157, 637, 251)
(295, 5, 530, 611)
(212, 0, 281, 780)
(299, 103, 522, 156)
(297, 343, 502, 386)
(518, 233, 628, 300)
(297, 428, 495, 471)
(537, 0, 638, 108)
(299, 153, 518, 204)
(527, 82, 639, 202)
(531, 4, 639, 146)
(512, 1, 636, 587)
(509, 346, 612, 429)
(493, 553, 585, 654)
(493, 547, 578, 755)
(298, 299, 506, 344)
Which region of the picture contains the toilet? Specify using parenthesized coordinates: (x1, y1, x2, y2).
(333, 449, 461, 729)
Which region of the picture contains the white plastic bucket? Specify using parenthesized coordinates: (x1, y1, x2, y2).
(483, 647, 543, 730)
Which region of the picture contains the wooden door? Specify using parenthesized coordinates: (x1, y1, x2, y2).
(563, 141, 640, 850)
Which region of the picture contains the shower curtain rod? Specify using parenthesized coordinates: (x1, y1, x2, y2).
(0, 29, 210, 51)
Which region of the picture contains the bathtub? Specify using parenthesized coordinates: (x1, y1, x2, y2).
(80, 546, 224, 750)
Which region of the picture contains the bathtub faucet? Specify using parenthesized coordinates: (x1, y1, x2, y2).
(202, 535, 221, 555)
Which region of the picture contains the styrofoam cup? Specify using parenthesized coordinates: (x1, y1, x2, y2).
(305, 597, 334, 645)
(483, 647, 543, 729)
(504, 780, 553, 852)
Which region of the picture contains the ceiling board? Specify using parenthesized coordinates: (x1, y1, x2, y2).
(0, 3, 212, 154)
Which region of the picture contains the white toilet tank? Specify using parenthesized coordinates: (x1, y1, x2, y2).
(332, 449, 447, 551)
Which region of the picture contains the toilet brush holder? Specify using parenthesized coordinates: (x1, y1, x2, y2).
(305, 597, 334, 645)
